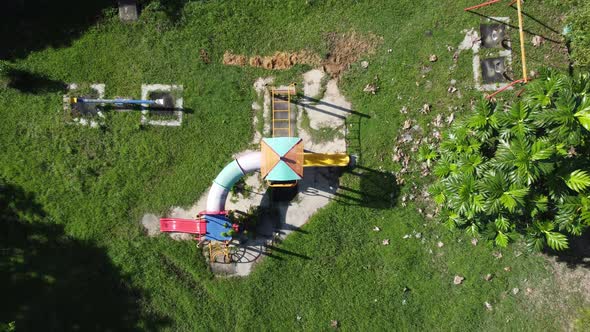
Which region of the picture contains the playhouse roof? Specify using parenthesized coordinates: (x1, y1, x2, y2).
(261, 137, 303, 182)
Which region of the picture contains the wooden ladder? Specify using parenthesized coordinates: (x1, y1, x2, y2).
(271, 86, 295, 137)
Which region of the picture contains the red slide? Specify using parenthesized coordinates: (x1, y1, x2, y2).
(160, 218, 207, 235)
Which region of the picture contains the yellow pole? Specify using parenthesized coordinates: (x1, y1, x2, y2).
(516, 0, 528, 82)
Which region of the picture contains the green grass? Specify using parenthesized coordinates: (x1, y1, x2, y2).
(1, 0, 587, 330)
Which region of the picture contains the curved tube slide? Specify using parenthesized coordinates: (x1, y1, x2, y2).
(206, 152, 261, 213)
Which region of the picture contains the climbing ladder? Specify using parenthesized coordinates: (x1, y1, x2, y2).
(271, 85, 295, 137)
(208, 241, 231, 263)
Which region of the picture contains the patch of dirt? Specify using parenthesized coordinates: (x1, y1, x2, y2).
(223, 52, 248, 66)
(223, 50, 321, 70)
(223, 30, 381, 76)
(322, 31, 382, 77)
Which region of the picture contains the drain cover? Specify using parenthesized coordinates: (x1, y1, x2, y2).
(481, 57, 507, 84)
(480, 24, 508, 49)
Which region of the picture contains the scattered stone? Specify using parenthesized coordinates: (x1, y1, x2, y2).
(382, 239, 390, 245)
(421, 103, 431, 114)
(532, 35, 545, 47)
(492, 252, 503, 259)
(484, 274, 493, 281)
(526, 287, 533, 294)
(403, 119, 412, 130)
(484, 301, 493, 311)
(453, 51, 460, 63)
(454, 275, 465, 285)
(331, 320, 339, 328)
(446, 113, 455, 125)
(471, 238, 478, 246)
(504, 266, 512, 272)
(437, 241, 444, 248)
(199, 49, 211, 64)
(373, 226, 381, 232)
(388, 48, 393, 53)
(360, 60, 369, 69)
(400, 106, 408, 114)
(448, 86, 457, 93)
(512, 288, 520, 295)
(297, 315, 302, 321)
(415, 233, 422, 239)
(363, 83, 379, 94)
(429, 54, 438, 62)
(403, 234, 411, 239)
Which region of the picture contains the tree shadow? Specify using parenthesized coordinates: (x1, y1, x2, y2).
(5, 69, 67, 94)
(0, 1, 114, 60)
(335, 165, 399, 209)
(0, 179, 170, 330)
(545, 230, 590, 269)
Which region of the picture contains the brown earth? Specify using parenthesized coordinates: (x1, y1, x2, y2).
(223, 50, 321, 70)
(222, 30, 382, 76)
(322, 31, 382, 77)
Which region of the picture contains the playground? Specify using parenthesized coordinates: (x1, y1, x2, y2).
(1, 0, 589, 331)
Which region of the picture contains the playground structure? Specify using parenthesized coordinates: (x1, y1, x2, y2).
(69, 97, 166, 107)
(65, 83, 184, 127)
(159, 85, 350, 263)
(464, 0, 529, 99)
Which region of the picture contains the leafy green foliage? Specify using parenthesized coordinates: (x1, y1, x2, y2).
(430, 70, 590, 250)
(566, 170, 590, 192)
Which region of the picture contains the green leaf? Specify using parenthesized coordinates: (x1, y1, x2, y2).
(565, 170, 590, 193)
(544, 231, 569, 250)
(574, 96, 590, 131)
(494, 216, 510, 232)
(495, 231, 509, 247)
(466, 223, 480, 237)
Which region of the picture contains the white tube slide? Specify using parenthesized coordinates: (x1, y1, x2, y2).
(205, 152, 261, 213)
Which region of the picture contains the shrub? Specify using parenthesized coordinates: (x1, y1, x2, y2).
(429, 69, 590, 250)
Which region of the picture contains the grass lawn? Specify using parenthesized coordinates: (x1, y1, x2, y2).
(1, 0, 587, 330)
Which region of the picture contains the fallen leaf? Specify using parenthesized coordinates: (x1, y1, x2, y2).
(429, 54, 438, 62)
(437, 241, 444, 248)
(484, 273, 493, 281)
(454, 275, 465, 285)
(471, 238, 478, 246)
(382, 239, 390, 245)
(484, 301, 493, 311)
(512, 288, 520, 295)
(331, 320, 339, 328)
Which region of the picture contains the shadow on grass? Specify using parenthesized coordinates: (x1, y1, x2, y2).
(545, 230, 590, 269)
(0, 1, 114, 60)
(0, 179, 170, 330)
(335, 165, 399, 209)
(5, 69, 67, 94)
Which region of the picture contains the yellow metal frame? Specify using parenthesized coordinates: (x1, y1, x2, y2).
(268, 180, 298, 188)
(208, 241, 230, 263)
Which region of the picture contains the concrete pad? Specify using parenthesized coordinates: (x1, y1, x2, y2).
(64, 83, 106, 128)
(141, 84, 183, 127)
(118, 0, 138, 22)
(459, 18, 514, 92)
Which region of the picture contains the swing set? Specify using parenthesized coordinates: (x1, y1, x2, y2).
(464, 0, 529, 99)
